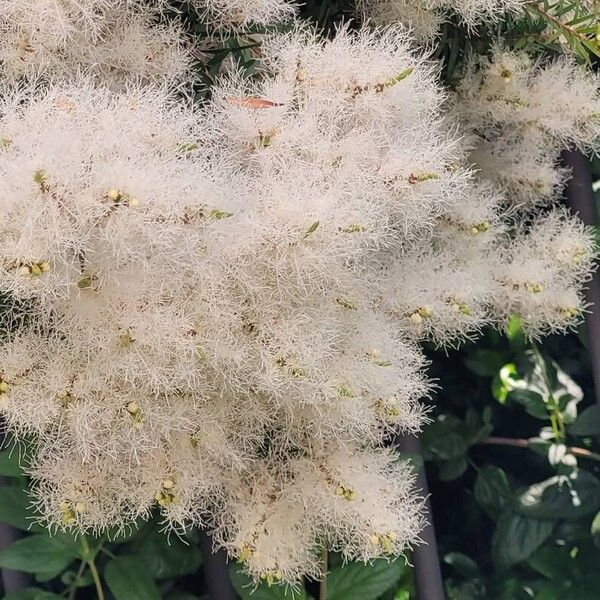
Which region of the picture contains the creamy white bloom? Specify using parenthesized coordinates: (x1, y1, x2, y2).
(0, 0, 193, 86)
(454, 47, 600, 208)
(0, 23, 596, 587)
(361, 0, 527, 38)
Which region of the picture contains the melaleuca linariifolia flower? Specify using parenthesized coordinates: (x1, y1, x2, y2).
(0, 24, 596, 588)
(454, 46, 600, 208)
(492, 209, 596, 336)
(359, 0, 527, 39)
(184, 0, 297, 30)
(0, 0, 194, 87)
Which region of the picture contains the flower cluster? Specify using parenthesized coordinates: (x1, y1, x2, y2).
(455, 47, 600, 208)
(0, 0, 194, 87)
(0, 0, 596, 590)
(360, 0, 527, 39)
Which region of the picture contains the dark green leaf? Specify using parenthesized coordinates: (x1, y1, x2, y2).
(3, 589, 63, 600)
(492, 512, 554, 568)
(516, 471, 600, 520)
(327, 559, 403, 600)
(527, 544, 573, 581)
(0, 533, 79, 574)
(105, 556, 161, 600)
(438, 457, 468, 481)
(229, 565, 307, 599)
(592, 509, 600, 539)
(474, 466, 511, 515)
(508, 389, 548, 419)
(0, 486, 43, 531)
(125, 525, 202, 579)
(0, 449, 26, 476)
(464, 350, 506, 377)
(569, 406, 600, 436)
(443, 552, 479, 577)
(397, 452, 423, 474)
(426, 432, 467, 461)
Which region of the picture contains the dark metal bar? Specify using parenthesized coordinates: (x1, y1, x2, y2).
(562, 149, 600, 407)
(199, 532, 237, 600)
(0, 426, 30, 594)
(0, 476, 30, 594)
(396, 434, 445, 600)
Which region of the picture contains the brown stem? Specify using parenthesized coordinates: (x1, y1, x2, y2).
(481, 436, 600, 462)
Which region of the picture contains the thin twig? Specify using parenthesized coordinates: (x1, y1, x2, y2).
(67, 559, 87, 600)
(80, 536, 105, 600)
(480, 436, 600, 462)
(87, 559, 105, 600)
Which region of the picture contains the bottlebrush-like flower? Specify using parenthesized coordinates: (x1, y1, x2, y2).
(0, 0, 193, 86)
(360, 0, 527, 38)
(454, 47, 600, 208)
(0, 24, 595, 587)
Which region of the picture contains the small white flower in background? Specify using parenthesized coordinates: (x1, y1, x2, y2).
(454, 47, 600, 209)
(0, 0, 194, 87)
(360, 0, 527, 39)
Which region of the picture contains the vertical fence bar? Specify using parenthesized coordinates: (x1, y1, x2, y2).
(199, 532, 237, 600)
(0, 428, 30, 594)
(396, 433, 445, 600)
(562, 149, 600, 407)
(0, 512, 29, 594)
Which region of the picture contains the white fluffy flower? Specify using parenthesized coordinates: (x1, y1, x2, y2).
(0, 23, 596, 587)
(454, 47, 600, 208)
(0, 0, 194, 86)
(361, 0, 527, 38)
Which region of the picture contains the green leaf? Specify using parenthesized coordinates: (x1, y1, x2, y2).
(516, 471, 600, 520)
(474, 466, 511, 515)
(396, 452, 423, 473)
(0, 533, 79, 574)
(443, 552, 479, 577)
(0, 486, 43, 531)
(303, 221, 320, 238)
(3, 589, 63, 600)
(105, 556, 161, 600)
(508, 389, 548, 419)
(501, 351, 583, 421)
(527, 544, 573, 581)
(425, 431, 467, 461)
(328, 559, 403, 600)
(0, 449, 26, 476)
(569, 406, 600, 436)
(492, 512, 554, 569)
(438, 456, 467, 481)
(464, 350, 506, 377)
(506, 315, 525, 346)
(462, 408, 493, 444)
(229, 565, 307, 599)
(125, 525, 202, 579)
(591, 509, 600, 538)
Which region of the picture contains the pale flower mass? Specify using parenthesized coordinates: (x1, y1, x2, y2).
(0, 0, 597, 588)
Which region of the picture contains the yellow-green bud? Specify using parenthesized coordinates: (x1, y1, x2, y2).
(126, 401, 140, 415)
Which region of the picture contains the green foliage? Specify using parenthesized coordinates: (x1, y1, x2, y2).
(421, 317, 600, 599)
(326, 559, 405, 600)
(104, 556, 161, 600)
